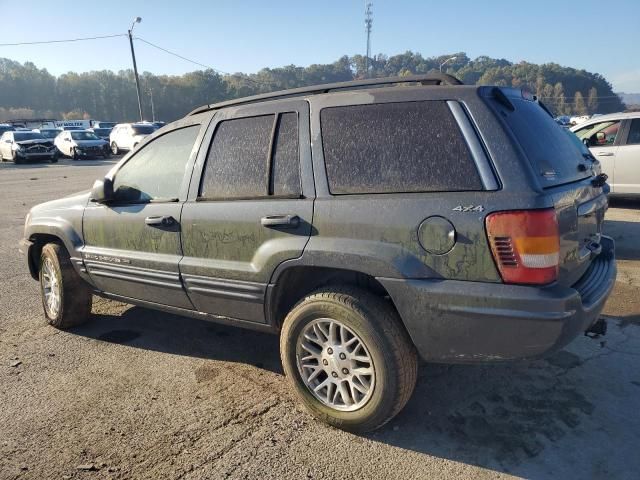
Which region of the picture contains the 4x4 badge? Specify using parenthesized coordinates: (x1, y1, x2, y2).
(452, 205, 484, 213)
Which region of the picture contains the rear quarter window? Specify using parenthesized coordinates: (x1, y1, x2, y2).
(320, 101, 482, 194)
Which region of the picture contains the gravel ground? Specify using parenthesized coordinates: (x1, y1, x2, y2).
(0, 159, 638, 480)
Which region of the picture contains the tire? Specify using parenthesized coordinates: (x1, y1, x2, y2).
(13, 152, 24, 164)
(280, 286, 418, 433)
(50, 154, 58, 163)
(71, 147, 78, 161)
(39, 243, 92, 329)
(111, 142, 119, 155)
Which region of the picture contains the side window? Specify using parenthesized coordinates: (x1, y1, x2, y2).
(200, 115, 274, 199)
(575, 121, 621, 147)
(271, 112, 300, 196)
(626, 119, 640, 145)
(112, 125, 200, 203)
(320, 101, 482, 194)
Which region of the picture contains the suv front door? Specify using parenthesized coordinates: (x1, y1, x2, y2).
(82, 120, 206, 308)
(614, 118, 640, 194)
(179, 100, 314, 324)
(575, 120, 622, 191)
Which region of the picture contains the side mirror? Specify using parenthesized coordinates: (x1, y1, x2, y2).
(90, 177, 114, 203)
(5, 139, 12, 144)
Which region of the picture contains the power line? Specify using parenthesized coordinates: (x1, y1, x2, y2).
(133, 36, 263, 87)
(134, 36, 222, 73)
(0, 34, 127, 47)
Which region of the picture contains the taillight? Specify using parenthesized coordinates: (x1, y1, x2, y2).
(485, 209, 560, 285)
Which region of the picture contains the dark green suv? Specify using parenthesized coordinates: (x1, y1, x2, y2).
(19, 74, 616, 432)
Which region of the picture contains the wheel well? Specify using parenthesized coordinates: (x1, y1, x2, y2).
(268, 267, 393, 329)
(27, 234, 63, 279)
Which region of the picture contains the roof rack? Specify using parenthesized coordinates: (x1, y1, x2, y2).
(188, 73, 464, 116)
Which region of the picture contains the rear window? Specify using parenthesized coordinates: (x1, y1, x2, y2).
(320, 101, 482, 194)
(487, 92, 590, 186)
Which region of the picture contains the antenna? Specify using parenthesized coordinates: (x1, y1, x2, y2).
(365, 2, 373, 78)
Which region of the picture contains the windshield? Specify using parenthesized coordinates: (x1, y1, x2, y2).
(14, 132, 44, 141)
(70, 131, 99, 141)
(93, 128, 111, 136)
(39, 130, 60, 139)
(132, 125, 156, 135)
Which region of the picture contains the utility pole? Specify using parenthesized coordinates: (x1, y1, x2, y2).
(128, 16, 144, 122)
(365, 2, 372, 78)
(148, 88, 156, 122)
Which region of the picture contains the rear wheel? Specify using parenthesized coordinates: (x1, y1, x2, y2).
(39, 243, 92, 329)
(280, 286, 418, 432)
(110, 142, 119, 155)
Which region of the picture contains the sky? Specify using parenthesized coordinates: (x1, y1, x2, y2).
(1, 0, 639, 92)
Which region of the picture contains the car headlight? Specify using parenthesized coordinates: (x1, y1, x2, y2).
(14, 144, 23, 151)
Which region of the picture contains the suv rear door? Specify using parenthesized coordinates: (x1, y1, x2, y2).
(613, 118, 640, 194)
(179, 99, 314, 324)
(82, 118, 207, 308)
(484, 88, 609, 286)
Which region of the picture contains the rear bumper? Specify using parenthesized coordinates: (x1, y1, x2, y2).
(379, 236, 616, 363)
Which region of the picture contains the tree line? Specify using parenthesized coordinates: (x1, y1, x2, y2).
(0, 51, 626, 122)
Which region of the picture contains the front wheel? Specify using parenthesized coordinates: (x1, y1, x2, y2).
(110, 142, 119, 155)
(280, 286, 418, 433)
(39, 243, 92, 329)
(71, 147, 78, 160)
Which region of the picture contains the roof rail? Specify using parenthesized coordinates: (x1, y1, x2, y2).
(188, 73, 464, 116)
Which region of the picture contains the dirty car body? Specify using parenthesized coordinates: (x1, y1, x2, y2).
(20, 74, 616, 431)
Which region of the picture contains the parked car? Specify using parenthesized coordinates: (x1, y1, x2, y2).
(570, 115, 591, 126)
(89, 127, 113, 143)
(54, 129, 110, 160)
(33, 128, 63, 140)
(0, 123, 15, 136)
(0, 130, 58, 163)
(571, 112, 640, 196)
(19, 74, 615, 432)
(109, 123, 156, 154)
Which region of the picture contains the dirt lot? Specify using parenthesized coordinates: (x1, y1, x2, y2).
(1, 159, 638, 480)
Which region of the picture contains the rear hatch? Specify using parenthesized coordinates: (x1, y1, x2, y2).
(484, 87, 608, 287)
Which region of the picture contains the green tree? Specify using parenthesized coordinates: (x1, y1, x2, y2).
(574, 91, 587, 115)
(553, 83, 566, 115)
(587, 87, 599, 114)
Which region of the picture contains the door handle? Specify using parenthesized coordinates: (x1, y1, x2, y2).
(596, 152, 614, 157)
(145, 215, 177, 227)
(261, 214, 299, 228)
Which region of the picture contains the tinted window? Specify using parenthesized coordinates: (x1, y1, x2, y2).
(321, 101, 481, 194)
(113, 126, 200, 202)
(626, 119, 640, 145)
(200, 115, 274, 198)
(132, 125, 156, 135)
(271, 113, 300, 196)
(488, 95, 591, 186)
